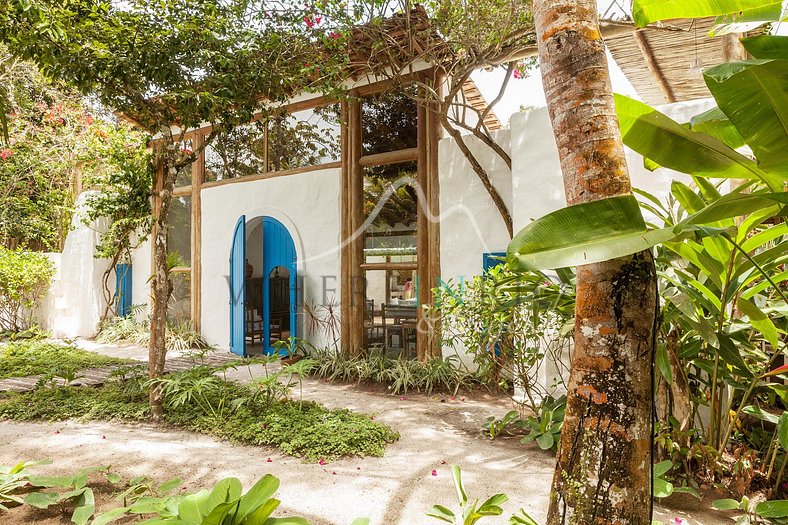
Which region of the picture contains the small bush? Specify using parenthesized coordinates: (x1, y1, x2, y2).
(0, 247, 54, 333)
(97, 315, 212, 351)
(0, 340, 131, 380)
(0, 367, 399, 462)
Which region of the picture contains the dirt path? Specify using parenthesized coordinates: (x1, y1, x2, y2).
(1, 367, 731, 524)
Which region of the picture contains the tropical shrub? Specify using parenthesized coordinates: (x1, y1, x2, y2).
(0, 365, 399, 462)
(427, 265, 574, 411)
(0, 339, 130, 380)
(97, 314, 212, 352)
(307, 347, 481, 396)
(0, 247, 54, 333)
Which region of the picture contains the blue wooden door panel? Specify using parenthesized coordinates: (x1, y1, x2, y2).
(262, 217, 297, 355)
(115, 263, 132, 317)
(229, 215, 246, 356)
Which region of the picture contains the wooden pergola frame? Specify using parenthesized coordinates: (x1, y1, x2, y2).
(155, 70, 442, 359)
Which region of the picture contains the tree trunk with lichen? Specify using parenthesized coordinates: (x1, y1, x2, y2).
(532, 1, 658, 523)
(148, 147, 177, 422)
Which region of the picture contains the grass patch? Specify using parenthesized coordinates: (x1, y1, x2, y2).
(0, 340, 131, 380)
(0, 367, 399, 461)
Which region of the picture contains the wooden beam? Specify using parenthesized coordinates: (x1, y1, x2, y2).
(200, 162, 341, 190)
(359, 148, 419, 167)
(346, 97, 366, 355)
(633, 30, 676, 104)
(360, 261, 419, 271)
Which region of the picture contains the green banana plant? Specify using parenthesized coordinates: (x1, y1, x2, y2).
(631, 0, 785, 32)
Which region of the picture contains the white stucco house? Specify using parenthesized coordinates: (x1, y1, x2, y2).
(37, 11, 722, 374)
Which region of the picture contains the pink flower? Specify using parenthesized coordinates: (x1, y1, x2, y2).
(431, 469, 437, 476)
(513, 69, 524, 80)
(672, 519, 687, 525)
(0, 148, 14, 159)
(329, 31, 341, 39)
(304, 15, 321, 28)
(318, 459, 326, 466)
(266, 457, 273, 463)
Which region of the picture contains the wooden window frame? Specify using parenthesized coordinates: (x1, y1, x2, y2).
(341, 71, 442, 360)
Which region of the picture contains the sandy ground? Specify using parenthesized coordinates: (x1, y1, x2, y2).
(0, 346, 733, 524)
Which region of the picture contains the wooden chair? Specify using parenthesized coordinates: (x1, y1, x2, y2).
(245, 306, 264, 345)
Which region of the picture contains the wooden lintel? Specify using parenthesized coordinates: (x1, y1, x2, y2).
(359, 148, 419, 168)
(633, 30, 676, 104)
(360, 261, 419, 271)
(199, 162, 341, 190)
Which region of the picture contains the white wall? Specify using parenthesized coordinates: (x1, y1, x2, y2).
(438, 129, 512, 282)
(200, 168, 342, 350)
(37, 192, 111, 338)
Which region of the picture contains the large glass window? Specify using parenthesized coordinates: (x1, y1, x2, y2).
(174, 140, 194, 187)
(362, 90, 418, 155)
(203, 103, 341, 182)
(204, 123, 267, 182)
(267, 104, 341, 171)
(363, 162, 418, 264)
(167, 195, 192, 321)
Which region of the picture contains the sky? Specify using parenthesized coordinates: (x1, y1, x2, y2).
(471, 0, 639, 127)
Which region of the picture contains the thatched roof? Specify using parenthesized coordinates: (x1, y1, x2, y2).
(605, 17, 725, 105)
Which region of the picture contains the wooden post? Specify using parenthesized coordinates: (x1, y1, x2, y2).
(191, 133, 204, 331)
(348, 97, 365, 355)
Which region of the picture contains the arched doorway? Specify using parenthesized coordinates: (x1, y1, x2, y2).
(229, 215, 298, 356)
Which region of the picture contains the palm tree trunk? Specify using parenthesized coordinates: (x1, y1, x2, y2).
(532, 1, 658, 523)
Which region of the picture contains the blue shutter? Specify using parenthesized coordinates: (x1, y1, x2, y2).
(229, 215, 246, 356)
(115, 263, 133, 317)
(482, 252, 506, 272)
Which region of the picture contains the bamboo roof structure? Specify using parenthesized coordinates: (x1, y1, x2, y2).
(605, 17, 725, 105)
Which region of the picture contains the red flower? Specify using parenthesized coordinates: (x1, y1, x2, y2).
(431, 469, 437, 476)
(266, 457, 273, 463)
(318, 459, 326, 465)
(0, 148, 13, 160)
(513, 69, 524, 80)
(329, 31, 341, 39)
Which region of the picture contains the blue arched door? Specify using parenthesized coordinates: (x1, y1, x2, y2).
(229, 215, 246, 356)
(262, 217, 297, 355)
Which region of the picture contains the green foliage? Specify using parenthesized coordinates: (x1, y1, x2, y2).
(0, 460, 51, 510)
(517, 395, 565, 452)
(0, 339, 130, 380)
(0, 247, 54, 332)
(0, 45, 149, 252)
(428, 265, 573, 411)
(308, 348, 480, 396)
(426, 465, 539, 525)
(631, 0, 784, 29)
(97, 315, 212, 352)
(24, 466, 111, 525)
(483, 396, 566, 452)
(713, 495, 788, 524)
(253, 401, 399, 462)
(0, 366, 398, 462)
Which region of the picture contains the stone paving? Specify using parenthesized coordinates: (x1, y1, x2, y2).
(0, 350, 239, 393)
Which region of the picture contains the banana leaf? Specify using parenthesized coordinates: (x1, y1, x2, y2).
(741, 34, 788, 59)
(632, 0, 782, 27)
(615, 94, 780, 189)
(704, 59, 788, 176)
